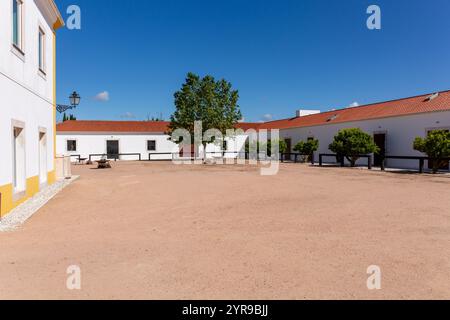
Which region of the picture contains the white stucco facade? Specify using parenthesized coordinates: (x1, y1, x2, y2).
(56, 131, 249, 161)
(0, 0, 63, 217)
(56, 107, 450, 171)
(279, 111, 450, 169)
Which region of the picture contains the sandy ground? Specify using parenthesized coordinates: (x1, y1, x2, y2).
(0, 161, 449, 300)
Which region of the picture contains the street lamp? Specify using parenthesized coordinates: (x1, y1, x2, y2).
(57, 91, 81, 113)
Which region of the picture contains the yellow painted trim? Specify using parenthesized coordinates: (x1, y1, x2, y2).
(48, 170, 56, 185)
(53, 32, 57, 175)
(26, 176, 40, 198)
(0, 183, 13, 218)
(0, 175, 45, 218)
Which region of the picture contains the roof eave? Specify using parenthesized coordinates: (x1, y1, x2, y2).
(50, 0, 65, 30)
(36, 0, 65, 31)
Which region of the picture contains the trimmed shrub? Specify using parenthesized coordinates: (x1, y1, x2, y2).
(413, 130, 450, 173)
(294, 139, 319, 162)
(329, 128, 379, 167)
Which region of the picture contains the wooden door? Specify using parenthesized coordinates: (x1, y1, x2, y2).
(106, 140, 119, 159)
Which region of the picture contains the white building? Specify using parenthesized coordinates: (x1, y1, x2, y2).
(56, 90, 450, 171)
(56, 121, 253, 161)
(0, 0, 64, 218)
(260, 90, 450, 170)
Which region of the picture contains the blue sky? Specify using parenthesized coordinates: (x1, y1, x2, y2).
(55, 0, 450, 122)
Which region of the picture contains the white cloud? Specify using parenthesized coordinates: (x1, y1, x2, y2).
(261, 114, 273, 122)
(94, 91, 110, 102)
(120, 112, 136, 119)
(347, 102, 359, 108)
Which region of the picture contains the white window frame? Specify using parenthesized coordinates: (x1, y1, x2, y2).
(38, 127, 48, 187)
(11, 119, 26, 198)
(38, 27, 46, 73)
(12, 0, 24, 52)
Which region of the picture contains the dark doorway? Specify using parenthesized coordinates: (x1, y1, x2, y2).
(284, 138, 292, 161)
(106, 140, 119, 159)
(427, 130, 449, 170)
(373, 133, 386, 167)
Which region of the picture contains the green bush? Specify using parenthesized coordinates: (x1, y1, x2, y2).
(269, 139, 288, 156)
(294, 139, 319, 162)
(329, 128, 379, 167)
(413, 130, 450, 173)
(244, 139, 287, 157)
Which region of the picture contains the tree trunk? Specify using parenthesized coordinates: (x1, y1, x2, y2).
(432, 159, 446, 174)
(345, 156, 357, 167)
(202, 143, 207, 164)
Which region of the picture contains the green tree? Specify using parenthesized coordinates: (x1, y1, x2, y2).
(244, 139, 287, 157)
(294, 139, 319, 162)
(62, 113, 76, 122)
(266, 139, 287, 157)
(168, 73, 242, 161)
(329, 128, 379, 167)
(413, 130, 450, 173)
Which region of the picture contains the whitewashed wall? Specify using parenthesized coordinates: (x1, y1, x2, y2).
(279, 111, 450, 169)
(0, 0, 56, 186)
(56, 133, 248, 161)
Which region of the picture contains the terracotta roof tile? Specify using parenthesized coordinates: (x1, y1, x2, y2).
(56, 121, 171, 133)
(56, 90, 450, 133)
(56, 120, 262, 133)
(259, 90, 450, 130)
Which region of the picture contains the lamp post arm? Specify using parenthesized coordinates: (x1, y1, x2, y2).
(56, 105, 77, 114)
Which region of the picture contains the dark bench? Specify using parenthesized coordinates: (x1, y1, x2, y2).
(380, 156, 450, 173)
(319, 154, 372, 169)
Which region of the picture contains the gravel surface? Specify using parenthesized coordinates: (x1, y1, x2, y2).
(0, 176, 79, 232)
(0, 162, 449, 300)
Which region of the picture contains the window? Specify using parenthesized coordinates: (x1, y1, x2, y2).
(12, 0, 23, 49)
(147, 140, 156, 151)
(12, 125, 26, 193)
(67, 140, 77, 152)
(38, 28, 45, 72)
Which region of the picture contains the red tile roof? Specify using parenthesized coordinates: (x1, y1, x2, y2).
(56, 120, 262, 133)
(56, 90, 450, 133)
(258, 90, 450, 130)
(57, 121, 172, 133)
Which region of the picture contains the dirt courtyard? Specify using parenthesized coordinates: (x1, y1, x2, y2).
(0, 161, 449, 300)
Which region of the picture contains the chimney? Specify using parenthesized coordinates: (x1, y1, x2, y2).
(296, 110, 321, 118)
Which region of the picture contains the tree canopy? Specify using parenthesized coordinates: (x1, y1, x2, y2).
(168, 73, 242, 151)
(294, 139, 319, 162)
(63, 113, 76, 122)
(413, 129, 450, 173)
(329, 128, 379, 166)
